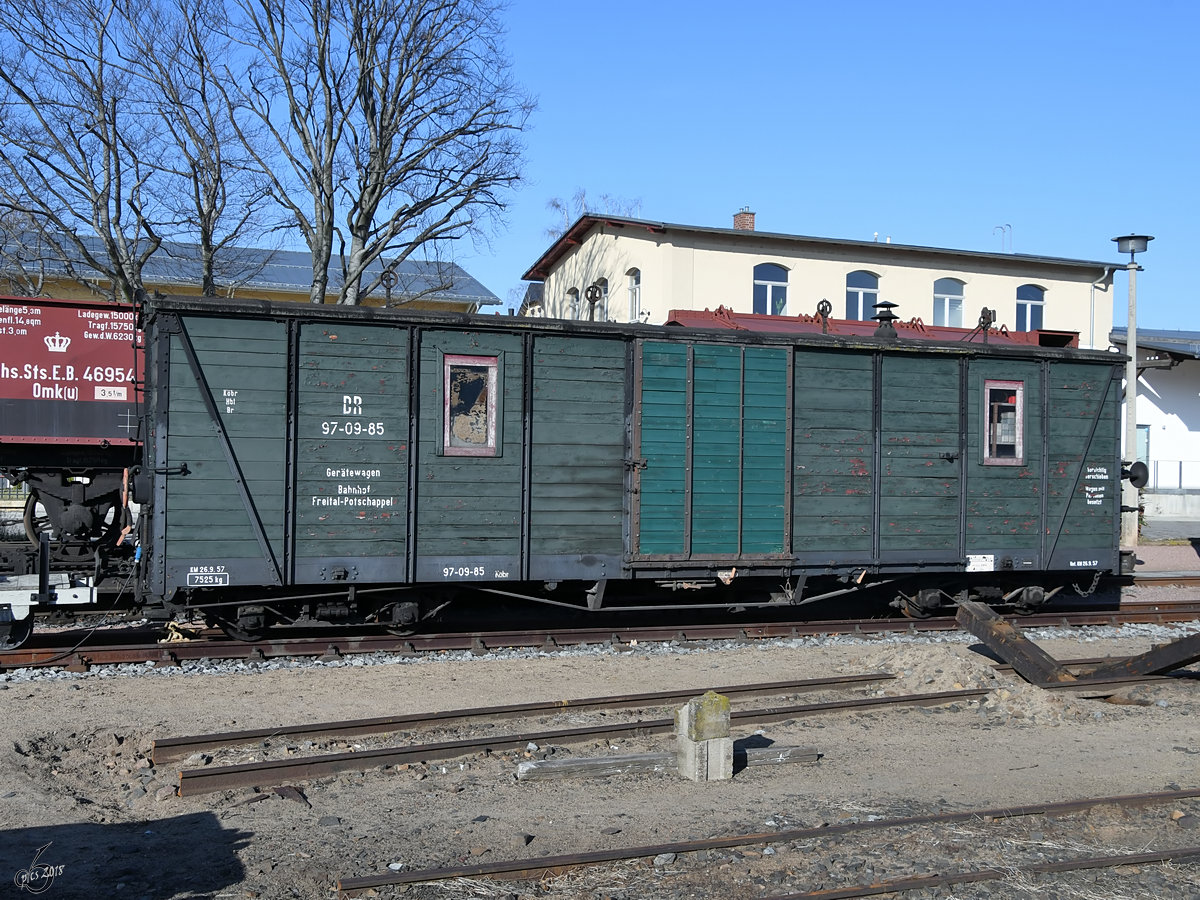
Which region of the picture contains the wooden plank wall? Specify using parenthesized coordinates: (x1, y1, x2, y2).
(415, 330, 524, 564)
(163, 317, 288, 568)
(740, 348, 788, 554)
(637, 341, 789, 559)
(792, 349, 874, 554)
(878, 355, 961, 553)
(529, 335, 626, 560)
(637, 342, 688, 555)
(691, 344, 742, 555)
(964, 359, 1043, 551)
(294, 323, 409, 565)
(1045, 361, 1118, 552)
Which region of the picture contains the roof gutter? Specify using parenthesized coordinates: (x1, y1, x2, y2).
(1090, 265, 1117, 349)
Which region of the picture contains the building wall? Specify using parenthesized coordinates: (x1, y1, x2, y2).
(541, 224, 1115, 349)
(1132, 359, 1200, 516)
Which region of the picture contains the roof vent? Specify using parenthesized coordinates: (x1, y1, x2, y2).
(872, 300, 899, 339)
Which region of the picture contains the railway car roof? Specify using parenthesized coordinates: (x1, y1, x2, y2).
(140, 294, 1124, 364)
(666, 306, 1077, 348)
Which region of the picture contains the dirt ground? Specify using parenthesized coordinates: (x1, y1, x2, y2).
(2, 602, 1199, 900)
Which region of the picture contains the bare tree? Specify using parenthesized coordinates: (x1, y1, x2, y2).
(0, 0, 167, 302)
(545, 188, 642, 242)
(336, 0, 531, 305)
(123, 0, 280, 297)
(0, 0, 530, 307)
(227, 0, 532, 305)
(0, 212, 53, 296)
(222, 0, 350, 303)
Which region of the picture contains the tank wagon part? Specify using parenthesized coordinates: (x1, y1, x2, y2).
(1, 293, 1144, 648)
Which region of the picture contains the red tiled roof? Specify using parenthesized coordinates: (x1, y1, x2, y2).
(664, 306, 1077, 348)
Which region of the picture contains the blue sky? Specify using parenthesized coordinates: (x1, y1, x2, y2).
(457, 0, 1195, 328)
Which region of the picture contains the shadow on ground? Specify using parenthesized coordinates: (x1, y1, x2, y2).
(4, 812, 249, 899)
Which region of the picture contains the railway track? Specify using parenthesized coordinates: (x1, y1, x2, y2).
(150, 673, 893, 766)
(1132, 572, 1200, 587)
(331, 788, 1200, 897)
(3, 597, 1200, 671)
(151, 647, 1196, 799)
(164, 674, 966, 796)
(164, 671, 1189, 799)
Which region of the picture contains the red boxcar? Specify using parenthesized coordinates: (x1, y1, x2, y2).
(0, 296, 141, 460)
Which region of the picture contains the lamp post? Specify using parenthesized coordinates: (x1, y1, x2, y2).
(1112, 234, 1153, 547)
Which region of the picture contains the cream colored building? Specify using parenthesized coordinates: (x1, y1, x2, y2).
(522, 211, 1121, 349)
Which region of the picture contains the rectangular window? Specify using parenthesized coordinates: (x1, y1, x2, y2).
(627, 272, 641, 321)
(753, 282, 767, 315)
(934, 296, 964, 327)
(443, 354, 499, 456)
(1017, 301, 1044, 332)
(983, 379, 1024, 465)
(846, 289, 876, 321)
(753, 283, 786, 316)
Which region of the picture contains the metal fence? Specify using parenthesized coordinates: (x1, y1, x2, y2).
(0, 480, 26, 506)
(0, 481, 25, 537)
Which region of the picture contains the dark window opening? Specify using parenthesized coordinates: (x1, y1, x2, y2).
(444, 354, 498, 456)
(984, 379, 1024, 465)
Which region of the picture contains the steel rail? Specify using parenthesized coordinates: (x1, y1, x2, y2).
(764, 846, 1200, 899)
(177, 688, 987, 796)
(1134, 573, 1200, 588)
(7, 603, 1200, 671)
(153, 672, 893, 765)
(334, 788, 1200, 894)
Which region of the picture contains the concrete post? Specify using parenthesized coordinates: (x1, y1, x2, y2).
(675, 690, 733, 782)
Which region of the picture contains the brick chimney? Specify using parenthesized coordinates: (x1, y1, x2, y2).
(733, 207, 756, 231)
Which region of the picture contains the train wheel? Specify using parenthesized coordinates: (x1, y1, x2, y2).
(381, 600, 422, 635)
(213, 605, 270, 642)
(1013, 585, 1046, 616)
(23, 493, 118, 561)
(216, 621, 268, 642)
(23, 494, 58, 547)
(0, 618, 33, 651)
(898, 587, 940, 619)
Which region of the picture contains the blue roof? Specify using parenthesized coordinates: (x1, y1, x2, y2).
(1111, 327, 1200, 359)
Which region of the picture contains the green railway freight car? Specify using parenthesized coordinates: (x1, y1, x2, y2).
(130, 296, 1137, 636)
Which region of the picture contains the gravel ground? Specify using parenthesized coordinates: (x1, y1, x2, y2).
(1133, 540, 1200, 573)
(2, 557, 1199, 899)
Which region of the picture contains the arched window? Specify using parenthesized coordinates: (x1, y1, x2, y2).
(845, 270, 879, 321)
(753, 263, 788, 316)
(590, 277, 609, 321)
(933, 277, 965, 328)
(1016, 284, 1045, 332)
(565, 287, 580, 320)
(627, 269, 641, 322)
